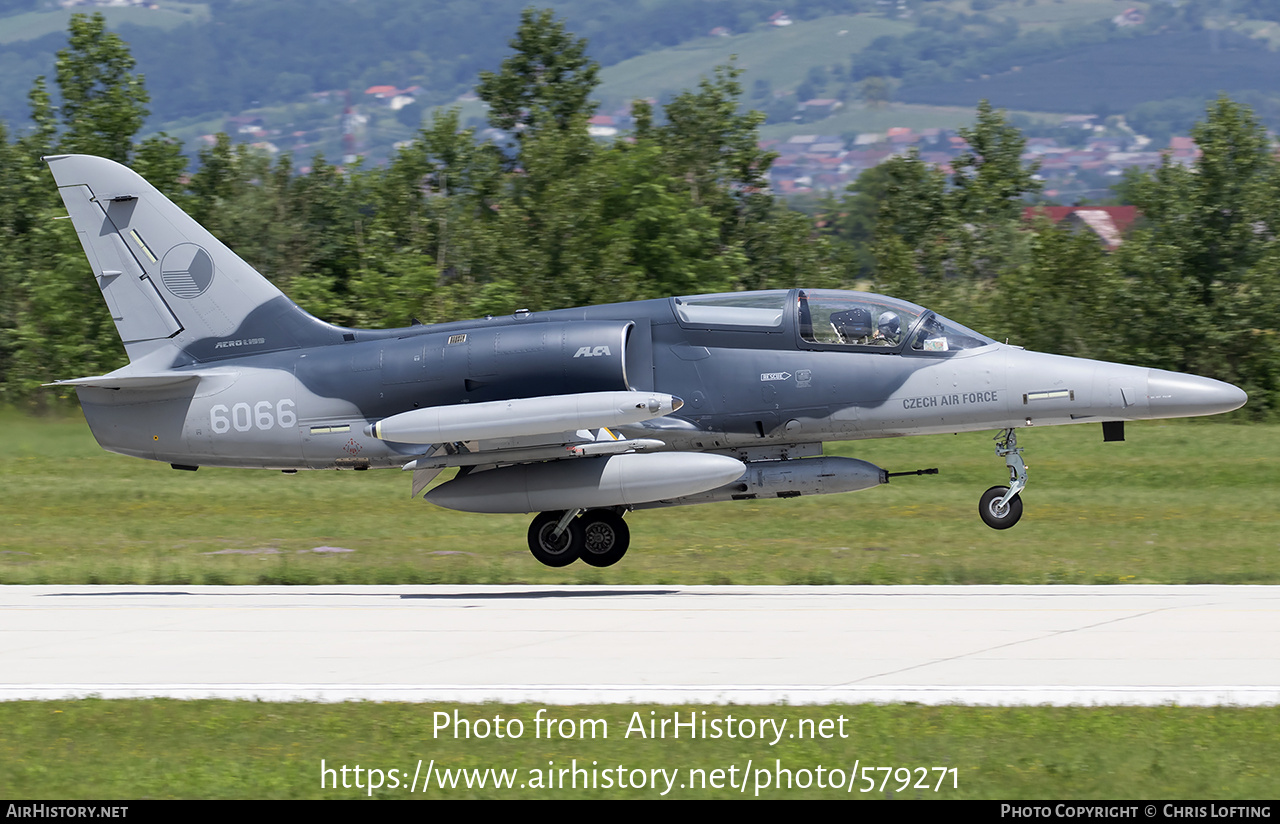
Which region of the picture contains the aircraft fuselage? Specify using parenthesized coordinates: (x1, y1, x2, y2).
(76, 290, 1242, 472)
(46, 153, 1247, 563)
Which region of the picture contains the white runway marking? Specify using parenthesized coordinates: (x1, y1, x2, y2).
(3, 585, 1278, 705)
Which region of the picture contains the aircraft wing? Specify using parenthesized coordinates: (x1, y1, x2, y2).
(364, 390, 687, 500)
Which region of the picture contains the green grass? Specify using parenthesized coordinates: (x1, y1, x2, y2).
(0, 2, 210, 45)
(1, 700, 1276, 798)
(595, 15, 911, 109)
(2, 410, 1275, 586)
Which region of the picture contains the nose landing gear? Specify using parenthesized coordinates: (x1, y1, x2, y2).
(980, 428, 1026, 529)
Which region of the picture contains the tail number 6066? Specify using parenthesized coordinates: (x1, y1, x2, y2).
(210, 399, 297, 434)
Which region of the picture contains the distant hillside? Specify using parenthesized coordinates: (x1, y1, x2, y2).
(0, 0, 871, 129)
(0, 1, 208, 45)
(899, 30, 1280, 114)
(4, 0, 1280, 161)
(595, 14, 910, 110)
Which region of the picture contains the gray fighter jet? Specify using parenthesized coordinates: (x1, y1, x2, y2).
(45, 154, 1248, 567)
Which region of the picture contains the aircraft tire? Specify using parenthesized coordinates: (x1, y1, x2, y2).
(578, 510, 630, 568)
(528, 511, 583, 567)
(979, 486, 1023, 529)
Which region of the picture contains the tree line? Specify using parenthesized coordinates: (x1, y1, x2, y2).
(1, 10, 1276, 418)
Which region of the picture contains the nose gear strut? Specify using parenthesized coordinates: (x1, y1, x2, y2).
(979, 428, 1026, 529)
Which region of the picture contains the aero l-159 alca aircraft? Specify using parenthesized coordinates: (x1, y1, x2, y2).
(45, 154, 1247, 568)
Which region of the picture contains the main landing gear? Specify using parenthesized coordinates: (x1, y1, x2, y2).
(979, 428, 1027, 530)
(527, 508, 631, 567)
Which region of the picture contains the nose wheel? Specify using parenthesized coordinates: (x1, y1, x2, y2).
(979, 485, 1023, 529)
(980, 429, 1026, 529)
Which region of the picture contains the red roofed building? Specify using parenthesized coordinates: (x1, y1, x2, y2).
(1168, 136, 1201, 165)
(1023, 206, 1140, 250)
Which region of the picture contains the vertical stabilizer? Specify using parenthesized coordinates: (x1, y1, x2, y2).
(45, 154, 343, 366)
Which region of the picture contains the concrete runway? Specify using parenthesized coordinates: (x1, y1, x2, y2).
(3, 585, 1278, 705)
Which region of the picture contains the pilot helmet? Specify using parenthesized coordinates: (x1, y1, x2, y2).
(878, 311, 901, 340)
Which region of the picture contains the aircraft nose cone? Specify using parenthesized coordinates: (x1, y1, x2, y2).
(1146, 369, 1248, 418)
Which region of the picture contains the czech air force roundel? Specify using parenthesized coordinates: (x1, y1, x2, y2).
(160, 243, 214, 299)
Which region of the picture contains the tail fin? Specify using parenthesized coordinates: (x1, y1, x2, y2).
(45, 154, 343, 367)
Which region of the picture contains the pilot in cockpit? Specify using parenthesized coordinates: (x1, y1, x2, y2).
(829, 306, 904, 346)
(874, 311, 902, 346)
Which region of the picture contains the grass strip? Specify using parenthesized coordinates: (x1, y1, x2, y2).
(4, 412, 1275, 586)
(2, 700, 1277, 799)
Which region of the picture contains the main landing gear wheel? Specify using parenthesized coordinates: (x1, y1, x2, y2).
(979, 486, 1023, 529)
(528, 511, 583, 567)
(578, 510, 630, 568)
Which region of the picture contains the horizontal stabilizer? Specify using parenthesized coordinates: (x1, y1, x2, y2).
(44, 372, 218, 390)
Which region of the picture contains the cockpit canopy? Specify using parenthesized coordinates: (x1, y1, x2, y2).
(673, 289, 995, 353)
(799, 290, 994, 352)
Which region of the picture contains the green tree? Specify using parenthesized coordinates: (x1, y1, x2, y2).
(486, 110, 613, 312)
(14, 77, 60, 220)
(862, 100, 1042, 326)
(131, 135, 188, 201)
(187, 135, 277, 276)
(951, 100, 1042, 226)
(643, 61, 843, 291)
(988, 217, 1121, 360)
(858, 76, 892, 108)
(948, 99, 1041, 286)
(1115, 96, 1280, 414)
(868, 149, 952, 303)
(469, 9, 620, 312)
(8, 220, 126, 402)
(1124, 96, 1275, 309)
(826, 161, 907, 281)
(0, 122, 17, 391)
(648, 61, 774, 212)
(2, 13, 172, 403)
(54, 12, 150, 163)
(0, 79, 61, 399)
(595, 137, 739, 299)
(475, 7, 599, 146)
